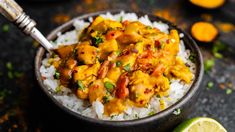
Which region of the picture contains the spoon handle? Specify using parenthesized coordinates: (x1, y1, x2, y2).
(0, 0, 53, 51)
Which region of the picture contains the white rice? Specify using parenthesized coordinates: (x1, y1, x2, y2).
(40, 11, 196, 120)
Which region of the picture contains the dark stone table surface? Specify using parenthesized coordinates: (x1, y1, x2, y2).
(0, 0, 234, 131)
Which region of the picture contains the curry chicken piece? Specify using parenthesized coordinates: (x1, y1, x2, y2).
(88, 79, 106, 103)
(73, 62, 100, 85)
(58, 58, 77, 86)
(170, 57, 193, 83)
(76, 41, 98, 65)
(129, 70, 154, 106)
(55, 44, 76, 59)
(104, 98, 127, 116)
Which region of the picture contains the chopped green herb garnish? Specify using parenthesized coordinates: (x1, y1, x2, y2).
(146, 26, 152, 30)
(123, 63, 131, 72)
(54, 71, 60, 79)
(115, 50, 122, 56)
(204, 59, 215, 73)
(98, 58, 104, 63)
(189, 53, 196, 62)
(111, 115, 115, 119)
(104, 81, 115, 92)
(207, 81, 214, 89)
(6, 62, 13, 70)
(226, 89, 232, 95)
(7, 71, 14, 79)
(134, 113, 139, 118)
(73, 48, 78, 56)
(119, 16, 123, 22)
(116, 61, 122, 67)
(55, 86, 62, 93)
(148, 111, 155, 116)
(102, 95, 110, 103)
(214, 52, 223, 59)
(77, 80, 85, 90)
(92, 37, 103, 46)
(156, 94, 161, 98)
(135, 93, 140, 98)
(2, 24, 9, 32)
(160, 43, 165, 49)
(173, 108, 181, 115)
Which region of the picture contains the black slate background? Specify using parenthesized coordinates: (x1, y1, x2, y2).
(0, 0, 234, 131)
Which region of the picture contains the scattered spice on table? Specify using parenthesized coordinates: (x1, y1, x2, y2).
(219, 83, 226, 89)
(0, 113, 9, 124)
(32, 40, 40, 48)
(215, 22, 235, 33)
(200, 13, 213, 21)
(84, 0, 94, 5)
(52, 14, 71, 24)
(154, 9, 177, 24)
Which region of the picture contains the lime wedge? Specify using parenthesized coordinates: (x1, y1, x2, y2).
(173, 117, 227, 132)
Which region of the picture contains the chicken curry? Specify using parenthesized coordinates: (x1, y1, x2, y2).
(50, 16, 193, 116)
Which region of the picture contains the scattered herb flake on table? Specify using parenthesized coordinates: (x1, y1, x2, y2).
(212, 41, 226, 59)
(7, 71, 14, 79)
(207, 81, 214, 89)
(226, 89, 232, 95)
(6, 62, 13, 70)
(2, 24, 9, 32)
(204, 59, 215, 73)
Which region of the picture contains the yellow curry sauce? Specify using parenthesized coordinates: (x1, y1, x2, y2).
(51, 16, 193, 116)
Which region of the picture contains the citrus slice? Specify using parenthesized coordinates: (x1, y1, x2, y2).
(173, 117, 227, 132)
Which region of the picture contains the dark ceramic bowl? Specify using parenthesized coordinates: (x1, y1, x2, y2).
(35, 10, 203, 132)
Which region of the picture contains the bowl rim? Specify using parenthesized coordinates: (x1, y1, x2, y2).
(35, 9, 204, 127)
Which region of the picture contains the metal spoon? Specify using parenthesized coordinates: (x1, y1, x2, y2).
(0, 0, 54, 52)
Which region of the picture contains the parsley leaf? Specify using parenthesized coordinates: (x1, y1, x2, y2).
(77, 80, 85, 90)
(116, 61, 122, 67)
(123, 63, 131, 72)
(54, 71, 60, 79)
(104, 81, 115, 92)
(92, 37, 103, 46)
